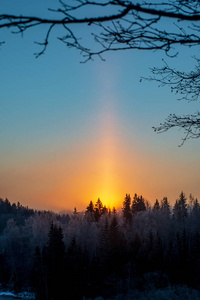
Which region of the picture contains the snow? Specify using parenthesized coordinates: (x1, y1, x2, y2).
(0, 291, 35, 299)
(0, 292, 16, 297)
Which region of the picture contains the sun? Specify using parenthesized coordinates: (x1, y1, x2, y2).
(98, 190, 121, 210)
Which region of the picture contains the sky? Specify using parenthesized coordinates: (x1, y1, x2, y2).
(0, 1, 200, 212)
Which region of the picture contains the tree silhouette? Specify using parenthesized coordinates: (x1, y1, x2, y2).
(173, 192, 188, 220)
(47, 223, 66, 299)
(153, 199, 160, 211)
(193, 198, 200, 213)
(107, 214, 125, 276)
(94, 198, 104, 221)
(122, 194, 132, 223)
(85, 200, 95, 221)
(161, 197, 170, 216)
(1, 1, 200, 59)
(131, 193, 146, 214)
(32, 246, 48, 300)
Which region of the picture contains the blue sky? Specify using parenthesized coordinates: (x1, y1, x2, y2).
(0, 1, 200, 211)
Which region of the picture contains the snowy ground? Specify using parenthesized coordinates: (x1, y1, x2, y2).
(0, 291, 34, 299)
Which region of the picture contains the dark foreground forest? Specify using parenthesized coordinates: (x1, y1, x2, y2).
(0, 192, 200, 299)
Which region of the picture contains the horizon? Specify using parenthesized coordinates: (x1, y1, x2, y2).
(0, 190, 195, 214)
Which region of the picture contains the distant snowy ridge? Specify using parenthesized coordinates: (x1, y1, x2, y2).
(0, 291, 35, 299)
(0, 292, 16, 297)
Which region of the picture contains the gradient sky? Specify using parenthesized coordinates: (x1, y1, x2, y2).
(0, 1, 200, 212)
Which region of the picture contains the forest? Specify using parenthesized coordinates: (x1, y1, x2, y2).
(0, 192, 200, 299)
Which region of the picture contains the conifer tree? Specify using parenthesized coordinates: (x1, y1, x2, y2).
(107, 215, 125, 275)
(86, 201, 94, 213)
(94, 198, 103, 221)
(122, 194, 132, 223)
(173, 192, 188, 220)
(132, 194, 146, 214)
(32, 246, 47, 300)
(161, 197, 170, 216)
(47, 223, 66, 299)
(72, 207, 78, 219)
(153, 199, 160, 211)
(193, 198, 200, 212)
(102, 205, 108, 215)
(97, 217, 110, 283)
(85, 200, 95, 221)
(112, 207, 116, 215)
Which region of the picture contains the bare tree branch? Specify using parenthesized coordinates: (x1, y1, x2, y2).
(1, 1, 200, 59)
(144, 59, 200, 102)
(153, 112, 200, 146)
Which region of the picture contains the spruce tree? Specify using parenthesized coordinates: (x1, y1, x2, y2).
(132, 194, 146, 214)
(161, 197, 170, 216)
(94, 198, 103, 221)
(85, 200, 95, 221)
(47, 223, 66, 300)
(72, 207, 78, 219)
(122, 194, 132, 223)
(153, 199, 160, 211)
(32, 246, 47, 300)
(173, 192, 188, 220)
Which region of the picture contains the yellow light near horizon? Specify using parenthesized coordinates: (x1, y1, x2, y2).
(94, 102, 122, 208)
(97, 190, 121, 210)
(54, 68, 126, 212)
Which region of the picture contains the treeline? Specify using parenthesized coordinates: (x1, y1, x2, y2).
(0, 198, 35, 234)
(0, 192, 200, 299)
